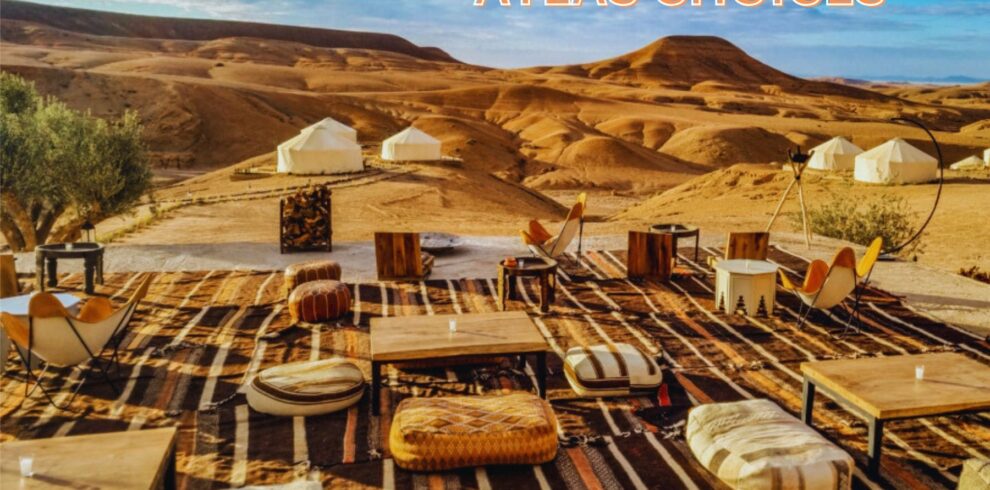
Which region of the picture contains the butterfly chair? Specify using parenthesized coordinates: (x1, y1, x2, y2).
(844, 237, 883, 336)
(779, 247, 857, 332)
(706, 232, 770, 268)
(0, 274, 153, 409)
(521, 201, 584, 260)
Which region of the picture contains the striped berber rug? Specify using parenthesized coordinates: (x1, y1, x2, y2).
(1, 246, 987, 489)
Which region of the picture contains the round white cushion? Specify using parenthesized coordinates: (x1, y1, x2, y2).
(246, 358, 365, 416)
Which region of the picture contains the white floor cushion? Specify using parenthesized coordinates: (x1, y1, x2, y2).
(246, 358, 365, 416)
(687, 399, 854, 490)
(563, 343, 662, 397)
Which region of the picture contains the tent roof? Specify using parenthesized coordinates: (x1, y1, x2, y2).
(306, 117, 356, 136)
(811, 136, 863, 155)
(286, 126, 359, 151)
(859, 138, 936, 164)
(384, 126, 440, 145)
(951, 155, 985, 168)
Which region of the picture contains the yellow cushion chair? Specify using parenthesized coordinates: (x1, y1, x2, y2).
(780, 243, 875, 335)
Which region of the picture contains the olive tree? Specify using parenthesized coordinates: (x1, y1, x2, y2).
(1, 73, 151, 251)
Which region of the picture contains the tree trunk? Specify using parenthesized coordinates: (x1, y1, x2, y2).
(0, 213, 27, 251)
(35, 207, 63, 246)
(0, 193, 38, 251)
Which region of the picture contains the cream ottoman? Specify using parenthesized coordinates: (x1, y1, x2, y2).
(958, 459, 990, 490)
(687, 399, 853, 490)
(563, 343, 662, 397)
(246, 358, 364, 416)
(390, 393, 559, 471)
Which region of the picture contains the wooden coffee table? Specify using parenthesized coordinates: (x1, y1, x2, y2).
(370, 311, 549, 416)
(801, 353, 990, 475)
(0, 427, 178, 489)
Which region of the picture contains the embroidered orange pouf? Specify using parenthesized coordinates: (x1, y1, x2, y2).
(284, 260, 342, 296)
(288, 280, 351, 324)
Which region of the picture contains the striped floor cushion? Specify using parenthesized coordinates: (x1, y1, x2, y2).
(390, 393, 559, 471)
(563, 343, 662, 397)
(288, 280, 351, 324)
(959, 459, 990, 490)
(246, 358, 365, 416)
(687, 399, 853, 490)
(284, 260, 342, 296)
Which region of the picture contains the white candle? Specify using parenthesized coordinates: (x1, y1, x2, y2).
(519, 259, 526, 268)
(449, 319, 457, 334)
(915, 365, 925, 380)
(19, 456, 33, 477)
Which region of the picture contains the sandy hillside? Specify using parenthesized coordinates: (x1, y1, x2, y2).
(1, 0, 988, 276)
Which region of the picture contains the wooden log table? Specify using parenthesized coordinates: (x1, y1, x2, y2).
(369, 311, 549, 416)
(497, 257, 557, 313)
(627, 231, 673, 281)
(34, 243, 104, 295)
(801, 353, 990, 476)
(0, 427, 178, 489)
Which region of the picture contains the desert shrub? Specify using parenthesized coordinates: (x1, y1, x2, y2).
(960, 266, 990, 285)
(794, 192, 923, 256)
(0, 73, 151, 251)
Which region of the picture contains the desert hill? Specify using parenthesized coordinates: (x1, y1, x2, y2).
(4, 0, 988, 181)
(528, 36, 884, 99)
(0, 0, 457, 62)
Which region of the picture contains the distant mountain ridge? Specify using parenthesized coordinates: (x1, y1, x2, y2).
(0, 0, 459, 63)
(528, 36, 885, 100)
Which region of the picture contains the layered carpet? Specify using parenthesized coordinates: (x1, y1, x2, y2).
(2, 246, 988, 489)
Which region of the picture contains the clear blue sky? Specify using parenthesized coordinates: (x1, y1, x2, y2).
(28, 0, 990, 80)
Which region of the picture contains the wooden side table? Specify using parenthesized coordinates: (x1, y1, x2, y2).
(497, 257, 557, 314)
(35, 243, 104, 295)
(714, 259, 778, 316)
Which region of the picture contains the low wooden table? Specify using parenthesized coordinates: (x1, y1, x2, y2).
(650, 223, 700, 265)
(497, 257, 557, 313)
(801, 353, 990, 476)
(0, 427, 178, 489)
(35, 243, 104, 295)
(370, 311, 549, 416)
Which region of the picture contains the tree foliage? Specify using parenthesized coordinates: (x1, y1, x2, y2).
(1, 72, 151, 251)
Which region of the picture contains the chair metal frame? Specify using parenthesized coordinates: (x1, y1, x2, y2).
(14, 313, 124, 410)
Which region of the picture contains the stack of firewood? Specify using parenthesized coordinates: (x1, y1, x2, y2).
(280, 186, 332, 253)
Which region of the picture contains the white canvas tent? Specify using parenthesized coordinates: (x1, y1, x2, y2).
(854, 138, 937, 184)
(381, 127, 442, 161)
(276, 126, 363, 175)
(808, 136, 863, 171)
(950, 155, 985, 170)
